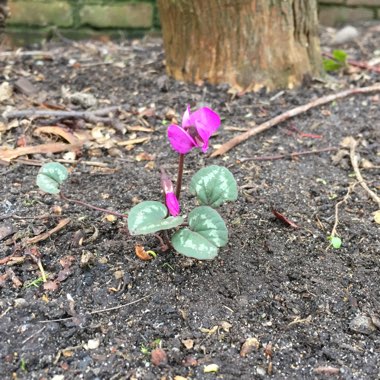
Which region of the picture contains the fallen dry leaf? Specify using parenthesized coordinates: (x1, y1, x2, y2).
(117, 137, 150, 146)
(204, 364, 219, 373)
(373, 210, 380, 225)
(135, 152, 156, 161)
(43, 280, 59, 291)
(135, 245, 153, 261)
(0, 143, 80, 162)
(151, 348, 168, 366)
(182, 339, 194, 349)
(33, 126, 82, 145)
(240, 337, 260, 357)
(0, 82, 13, 102)
(272, 208, 299, 228)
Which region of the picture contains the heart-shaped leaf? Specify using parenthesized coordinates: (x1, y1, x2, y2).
(36, 162, 68, 194)
(172, 206, 228, 260)
(128, 201, 184, 236)
(190, 165, 238, 207)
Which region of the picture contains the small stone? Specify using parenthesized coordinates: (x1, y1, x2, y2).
(332, 25, 359, 45)
(114, 270, 124, 280)
(256, 366, 266, 376)
(349, 315, 376, 335)
(80, 251, 96, 267)
(151, 348, 168, 366)
(14, 298, 27, 308)
(86, 338, 100, 350)
(240, 337, 260, 357)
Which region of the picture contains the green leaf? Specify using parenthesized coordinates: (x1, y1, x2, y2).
(190, 165, 238, 207)
(328, 235, 342, 249)
(127, 201, 183, 235)
(36, 162, 68, 194)
(172, 206, 228, 260)
(323, 59, 343, 72)
(332, 49, 347, 63)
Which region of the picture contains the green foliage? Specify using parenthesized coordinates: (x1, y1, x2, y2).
(323, 50, 348, 72)
(190, 165, 238, 207)
(127, 201, 184, 235)
(328, 235, 342, 249)
(36, 162, 68, 194)
(172, 206, 228, 260)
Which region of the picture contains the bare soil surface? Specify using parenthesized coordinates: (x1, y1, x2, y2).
(0, 26, 379, 379)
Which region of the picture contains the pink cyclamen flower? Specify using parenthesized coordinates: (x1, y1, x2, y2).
(165, 192, 180, 217)
(160, 168, 180, 216)
(167, 106, 221, 154)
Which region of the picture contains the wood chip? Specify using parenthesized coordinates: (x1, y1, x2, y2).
(14, 77, 38, 96)
(117, 137, 150, 146)
(0, 143, 80, 162)
(25, 218, 71, 244)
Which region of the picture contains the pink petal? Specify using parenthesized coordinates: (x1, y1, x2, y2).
(166, 192, 180, 216)
(167, 124, 196, 154)
(182, 105, 192, 128)
(192, 108, 221, 152)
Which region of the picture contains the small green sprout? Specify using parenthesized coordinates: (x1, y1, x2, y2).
(323, 50, 348, 72)
(328, 235, 342, 249)
(23, 275, 48, 288)
(20, 358, 27, 372)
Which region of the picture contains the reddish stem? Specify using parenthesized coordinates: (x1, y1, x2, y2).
(175, 154, 185, 200)
(60, 192, 128, 219)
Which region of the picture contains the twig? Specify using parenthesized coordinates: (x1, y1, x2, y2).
(60, 192, 128, 219)
(22, 326, 46, 345)
(211, 83, 380, 157)
(3, 104, 129, 120)
(240, 147, 337, 162)
(348, 138, 380, 208)
(25, 218, 71, 244)
(331, 182, 357, 237)
(38, 293, 152, 323)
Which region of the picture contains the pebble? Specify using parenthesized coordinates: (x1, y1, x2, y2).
(349, 315, 376, 334)
(14, 298, 27, 308)
(332, 26, 359, 45)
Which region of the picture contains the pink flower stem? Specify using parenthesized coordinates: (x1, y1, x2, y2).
(175, 154, 185, 200)
(60, 192, 128, 219)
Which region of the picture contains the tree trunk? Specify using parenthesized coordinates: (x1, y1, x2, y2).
(0, 0, 8, 42)
(157, 0, 322, 91)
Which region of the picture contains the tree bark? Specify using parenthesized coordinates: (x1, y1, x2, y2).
(157, 0, 322, 91)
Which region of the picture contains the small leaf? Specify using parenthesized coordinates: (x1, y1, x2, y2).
(36, 162, 68, 194)
(323, 59, 343, 72)
(172, 206, 228, 260)
(190, 165, 238, 207)
(328, 236, 342, 249)
(332, 49, 347, 63)
(127, 201, 183, 235)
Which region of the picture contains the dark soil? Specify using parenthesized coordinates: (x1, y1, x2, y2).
(0, 25, 380, 380)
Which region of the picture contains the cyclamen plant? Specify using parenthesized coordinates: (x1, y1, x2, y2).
(36, 106, 238, 260)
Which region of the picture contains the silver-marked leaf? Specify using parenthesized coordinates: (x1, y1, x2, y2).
(172, 206, 228, 260)
(128, 201, 183, 236)
(172, 229, 218, 260)
(190, 165, 238, 207)
(36, 162, 68, 194)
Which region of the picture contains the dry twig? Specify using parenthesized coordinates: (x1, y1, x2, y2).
(348, 138, 380, 208)
(211, 83, 380, 157)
